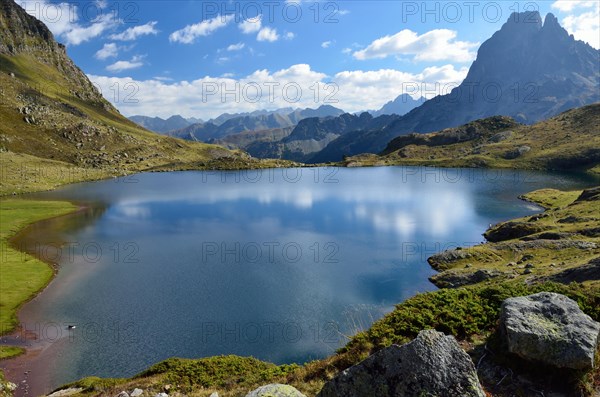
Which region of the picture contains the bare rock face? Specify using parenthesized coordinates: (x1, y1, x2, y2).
(317, 330, 485, 397)
(500, 292, 600, 370)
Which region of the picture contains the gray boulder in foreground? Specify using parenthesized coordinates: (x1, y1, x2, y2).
(245, 384, 306, 397)
(317, 329, 485, 397)
(500, 292, 600, 370)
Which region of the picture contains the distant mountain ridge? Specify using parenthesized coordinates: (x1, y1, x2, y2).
(129, 115, 198, 133)
(309, 11, 600, 163)
(370, 94, 426, 117)
(168, 105, 345, 142)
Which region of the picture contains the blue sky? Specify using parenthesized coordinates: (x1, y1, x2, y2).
(20, 0, 600, 119)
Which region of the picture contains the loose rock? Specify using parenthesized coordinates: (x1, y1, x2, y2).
(500, 292, 600, 370)
(317, 329, 485, 397)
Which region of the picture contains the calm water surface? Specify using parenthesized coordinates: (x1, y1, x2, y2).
(13, 167, 600, 387)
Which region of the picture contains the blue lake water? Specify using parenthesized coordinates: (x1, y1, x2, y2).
(14, 167, 599, 387)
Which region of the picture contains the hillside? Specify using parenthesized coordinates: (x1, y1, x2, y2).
(311, 11, 600, 163)
(0, 0, 290, 195)
(340, 103, 600, 174)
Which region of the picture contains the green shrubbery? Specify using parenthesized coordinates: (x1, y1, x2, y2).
(139, 356, 298, 393)
(342, 282, 600, 355)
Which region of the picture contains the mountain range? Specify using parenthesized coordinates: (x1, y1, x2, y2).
(308, 11, 600, 163)
(165, 105, 345, 142)
(128, 115, 200, 133)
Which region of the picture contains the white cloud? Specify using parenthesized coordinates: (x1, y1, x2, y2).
(95, 43, 118, 60)
(354, 29, 479, 63)
(20, 0, 76, 36)
(551, 1, 598, 12)
(89, 63, 468, 119)
(555, 3, 600, 49)
(321, 40, 333, 48)
(239, 15, 262, 34)
(20, 0, 120, 46)
(226, 42, 245, 51)
(284, 32, 296, 40)
(110, 21, 158, 41)
(63, 12, 120, 45)
(106, 55, 144, 72)
(257, 27, 279, 42)
(169, 14, 234, 44)
(342, 48, 352, 54)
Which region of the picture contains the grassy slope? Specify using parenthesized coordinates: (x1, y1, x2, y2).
(341, 104, 600, 174)
(0, 199, 76, 334)
(50, 188, 600, 397)
(428, 188, 600, 290)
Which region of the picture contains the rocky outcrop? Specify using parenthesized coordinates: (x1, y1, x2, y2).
(245, 384, 306, 397)
(500, 292, 600, 370)
(576, 187, 600, 202)
(545, 257, 600, 284)
(484, 221, 550, 242)
(317, 330, 485, 397)
(429, 269, 505, 288)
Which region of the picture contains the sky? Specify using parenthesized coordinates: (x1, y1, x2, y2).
(18, 0, 600, 120)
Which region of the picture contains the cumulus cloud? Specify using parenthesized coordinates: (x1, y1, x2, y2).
(551, 0, 598, 12)
(95, 42, 118, 60)
(284, 32, 296, 40)
(110, 21, 158, 41)
(106, 55, 144, 72)
(321, 40, 333, 48)
(20, 0, 121, 46)
(239, 15, 262, 34)
(226, 42, 245, 51)
(257, 27, 279, 42)
(63, 12, 120, 45)
(89, 63, 468, 119)
(169, 14, 234, 44)
(553, 2, 600, 49)
(353, 29, 479, 63)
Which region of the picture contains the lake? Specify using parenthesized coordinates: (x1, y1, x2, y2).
(8, 167, 600, 389)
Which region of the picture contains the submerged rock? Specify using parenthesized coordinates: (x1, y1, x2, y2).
(500, 292, 600, 370)
(246, 384, 306, 397)
(317, 329, 485, 397)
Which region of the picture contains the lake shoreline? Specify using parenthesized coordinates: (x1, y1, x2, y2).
(0, 200, 89, 396)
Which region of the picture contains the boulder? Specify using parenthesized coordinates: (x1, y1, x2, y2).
(245, 384, 306, 397)
(500, 292, 600, 370)
(130, 389, 143, 397)
(317, 330, 485, 397)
